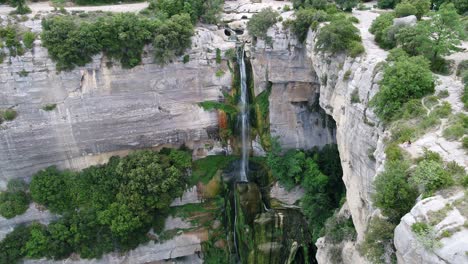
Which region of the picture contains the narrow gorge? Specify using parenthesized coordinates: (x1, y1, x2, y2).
(0, 0, 467, 264)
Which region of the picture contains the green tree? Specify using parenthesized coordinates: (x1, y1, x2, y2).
(24, 224, 50, 259)
(359, 218, 397, 264)
(288, 8, 328, 42)
(315, 18, 363, 56)
(410, 0, 431, 19)
(0, 191, 30, 219)
(153, 14, 194, 64)
(247, 7, 279, 41)
(30, 166, 75, 213)
(370, 56, 434, 121)
(378, 0, 398, 8)
(395, 2, 418, 17)
(0, 225, 32, 264)
(396, 23, 432, 56)
(372, 160, 418, 223)
(369, 13, 397, 49)
(335, 0, 358, 11)
(425, 3, 465, 64)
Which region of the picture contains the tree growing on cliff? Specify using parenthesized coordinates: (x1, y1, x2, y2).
(372, 160, 418, 223)
(247, 7, 279, 44)
(370, 55, 434, 121)
(315, 18, 364, 57)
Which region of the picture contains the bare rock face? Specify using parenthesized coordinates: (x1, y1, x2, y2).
(0, 21, 234, 188)
(251, 23, 337, 150)
(394, 190, 468, 264)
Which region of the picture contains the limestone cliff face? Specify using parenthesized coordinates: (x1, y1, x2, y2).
(247, 10, 388, 264)
(250, 23, 337, 150)
(248, 11, 385, 245)
(0, 16, 234, 188)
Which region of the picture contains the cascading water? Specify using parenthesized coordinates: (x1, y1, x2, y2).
(238, 47, 249, 182)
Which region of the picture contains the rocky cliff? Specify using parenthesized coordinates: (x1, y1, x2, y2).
(0, 15, 235, 188)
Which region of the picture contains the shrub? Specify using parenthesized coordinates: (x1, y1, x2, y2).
(411, 222, 441, 250)
(289, 8, 328, 42)
(378, 0, 398, 9)
(315, 18, 362, 56)
(22, 31, 35, 49)
(343, 70, 351, 80)
(395, 2, 417, 17)
(350, 89, 360, 103)
(391, 124, 416, 142)
(443, 123, 465, 140)
(456, 61, 468, 76)
(183, 54, 190, 64)
(215, 48, 221, 64)
(411, 160, 454, 195)
(215, 69, 225, 77)
(323, 213, 357, 243)
(30, 166, 75, 213)
(437, 90, 449, 98)
(395, 99, 427, 120)
(385, 143, 403, 161)
(0, 191, 30, 219)
(0, 225, 32, 264)
(463, 84, 468, 110)
(431, 101, 452, 118)
(463, 136, 468, 150)
(359, 218, 396, 264)
(247, 7, 279, 40)
(2, 109, 17, 121)
(372, 160, 417, 223)
(370, 56, 434, 121)
(369, 12, 397, 49)
(335, 0, 358, 12)
(410, 0, 431, 19)
(348, 41, 365, 57)
(42, 104, 57, 111)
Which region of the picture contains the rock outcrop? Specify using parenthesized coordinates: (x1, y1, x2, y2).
(394, 190, 468, 264)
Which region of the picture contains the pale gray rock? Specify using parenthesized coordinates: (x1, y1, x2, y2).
(269, 182, 304, 206)
(0, 203, 56, 240)
(395, 190, 468, 264)
(393, 15, 417, 27)
(170, 186, 201, 207)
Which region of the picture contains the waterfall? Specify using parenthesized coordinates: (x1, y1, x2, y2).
(238, 47, 249, 182)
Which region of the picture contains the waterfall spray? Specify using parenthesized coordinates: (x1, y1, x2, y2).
(238, 47, 249, 182)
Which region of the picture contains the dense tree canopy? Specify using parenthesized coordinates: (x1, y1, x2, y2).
(267, 140, 344, 241)
(11, 149, 191, 262)
(372, 160, 418, 223)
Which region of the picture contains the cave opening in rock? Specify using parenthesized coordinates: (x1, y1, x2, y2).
(224, 29, 232, 37)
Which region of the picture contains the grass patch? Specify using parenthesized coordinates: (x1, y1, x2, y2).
(442, 113, 467, 141)
(191, 155, 238, 185)
(437, 90, 449, 99)
(350, 89, 360, 104)
(2, 109, 17, 121)
(215, 69, 225, 77)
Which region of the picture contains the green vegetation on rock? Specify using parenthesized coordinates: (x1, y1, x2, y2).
(370, 54, 434, 122)
(247, 7, 279, 43)
(316, 17, 364, 57)
(0, 179, 30, 219)
(4, 149, 192, 262)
